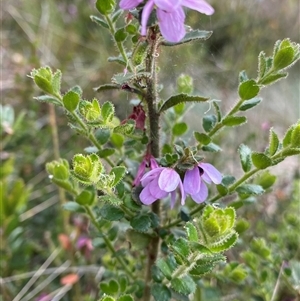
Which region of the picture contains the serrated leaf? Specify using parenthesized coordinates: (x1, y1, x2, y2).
(255, 171, 276, 189)
(159, 94, 209, 113)
(238, 79, 260, 100)
(291, 124, 300, 147)
(115, 28, 127, 42)
(99, 195, 122, 206)
(281, 148, 300, 156)
(236, 184, 264, 196)
(101, 101, 115, 123)
(190, 254, 225, 277)
(110, 166, 126, 187)
(202, 114, 217, 132)
(151, 283, 171, 301)
(258, 51, 267, 79)
(100, 295, 115, 301)
(109, 279, 119, 294)
(209, 232, 238, 252)
(63, 202, 86, 213)
(273, 46, 295, 70)
(260, 72, 288, 85)
(52, 70, 62, 95)
(172, 122, 188, 136)
(112, 72, 151, 85)
(130, 214, 152, 233)
(90, 15, 109, 28)
(238, 144, 252, 172)
(99, 204, 124, 221)
(126, 229, 151, 250)
(222, 116, 247, 127)
(162, 30, 212, 46)
(194, 132, 211, 145)
(171, 275, 196, 295)
(239, 97, 262, 111)
(251, 152, 272, 169)
(34, 95, 62, 106)
(156, 259, 173, 280)
(113, 120, 135, 135)
(185, 222, 198, 242)
(34, 75, 53, 94)
(269, 128, 280, 155)
(96, 0, 115, 15)
(172, 237, 190, 259)
(282, 125, 295, 147)
(118, 295, 134, 301)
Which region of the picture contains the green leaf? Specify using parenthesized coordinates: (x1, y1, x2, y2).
(96, 0, 115, 15)
(251, 152, 272, 169)
(239, 97, 262, 111)
(172, 122, 188, 136)
(222, 116, 247, 127)
(115, 28, 127, 42)
(130, 214, 152, 233)
(236, 184, 264, 196)
(94, 84, 120, 92)
(156, 259, 173, 280)
(118, 295, 134, 301)
(34, 75, 53, 94)
(51, 70, 62, 95)
(98, 148, 115, 158)
(151, 284, 171, 301)
(238, 144, 252, 172)
(99, 204, 124, 221)
(159, 94, 209, 113)
(255, 171, 276, 189)
(109, 279, 119, 294)
(110, 166, 126, 187)
(101, 101, 115, 123)
(162, 30, 212, 46)
(273, 46, 295, 70)
(260, 72, 288, 85)
(172, 238, 190, 259)
(99, 296, 115, 301)
(238, 79, 260, 100)
(62, 90, 80, 112)
(63, 202, 86, 213)
(201, 142, 222, 152)
(113, 120, 135, 135)
(282, 124, 295, 147)
(281, 148, 300, 156)
(209, 232, 238, 252)
(177, 74, 193, 94)
(202, 115, 217, 132)
(194, 132, 211, 145)
(95, 128, 111, 145)
(110, 133, 124, 148)
(75, 186, 96, 206)
(185, 222, 198, 242)
(291, 124, 300, 147)
(119, 276, 128, 293)
(268, 128, 280, 155)
(90, 15, 109, 29)
(258, 51, 268, 79)
(171, 275, 196, 295)
(190, 254, 225, 277)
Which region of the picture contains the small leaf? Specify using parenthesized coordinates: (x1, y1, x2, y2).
(222, 116, 247, 127)
(194, 132, 211, 145)
(95, 128, 111, 145)
(260, 72, 288, 85)
(273, 46, 295, 70)
(90, 15, 109, 28)
(172, 238, 190, 259)
(172, 122, 188, 136)
(108, 279, 119, 294)
(236, 184, 264, 196)
(291, 124, 300, 147)
(63, 90, 80, 112)
(151, 284, 171, 301)
(268, 128, 280, 155)
(99, 204, 124, 221)
(115, 28, 127, 42)
(162, 30, 212, 46)
(126, 229, 151, 250)
(238, 79, 260, 100)
(171, 275, 196, 295)
(255, 171, 276, 189)
(201, 142, 222, 152)
(34, 95, 62, 106)
(52, 70, 62, 94)
(98, 148, 115, 158)
(94, 83, 120, 92)
(251, 152, 272, 169)
(239, 97, 262, 111)
(185, 222, 198, 242)
(202, 115, 217, 132)
(96, 0, 115, 15)
(282, 125, 295, 147)
(281, 148, 300, 156)
(209, 232, 238, 252)
(238, 144, 252, 172)
(130, 214, 152, 233)
(159, 94, 209, 113)
(76, 186, 96, 206)
(156, 259, 172, 280)
(101, 101, 115, 123)
(258, 51, 268, 79)
(118, 295, 134, 301)
(111, 133, 124, 148)
(63, 202, 86, 213)
(110, 166, 126, 187)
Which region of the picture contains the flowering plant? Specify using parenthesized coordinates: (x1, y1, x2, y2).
(26, 0, 300, 300)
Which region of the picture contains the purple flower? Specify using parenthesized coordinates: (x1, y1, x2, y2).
(119, 0, 214, 42)
(183, 162, 222, 203)
(133, 154, 159, 186)
(140, 167, 185, 207)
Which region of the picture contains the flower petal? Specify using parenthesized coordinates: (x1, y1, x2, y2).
(183, 166, 201, 195)
(140, 184, 158, 205)
(178, 179, 186, 205)
(150, 156, 159, 169)
(191, 180, 208, 203)
(155, 0, 182, 12)
(140, 167, 163, 186)
(133, 161, 146, 186)
(141, 0, 155, 36)
(158, 168, 180, 192)
(119, 0, 143, 10)
(200, 163, 222, 184)
(157, 7, 186, 43)
(181, 0, 214, 15)
(149, 177, 169, 199)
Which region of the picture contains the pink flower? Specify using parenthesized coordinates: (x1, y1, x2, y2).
(119, 0, 214, 42)
(140, 167, 185, 207)
(76, 236, 93, 259)
(183, 162, 222, 203)
(133, 154, 158, 186)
